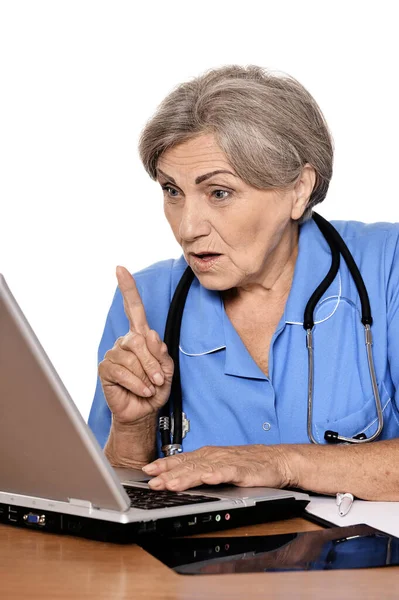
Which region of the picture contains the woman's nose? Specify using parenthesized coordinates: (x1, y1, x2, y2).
(178, 199, 211, 241)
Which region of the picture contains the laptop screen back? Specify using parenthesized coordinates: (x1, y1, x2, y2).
(0, 275, 129, 512)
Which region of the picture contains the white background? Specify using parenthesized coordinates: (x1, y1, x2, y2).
(0, 1, 398, 419)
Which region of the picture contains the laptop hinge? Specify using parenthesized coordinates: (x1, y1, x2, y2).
(68, 498, 93, 509)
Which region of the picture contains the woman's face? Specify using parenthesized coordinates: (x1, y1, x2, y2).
(157, 133, 313, 291)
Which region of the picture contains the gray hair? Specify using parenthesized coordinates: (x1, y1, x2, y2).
(138, 65, 334, 222)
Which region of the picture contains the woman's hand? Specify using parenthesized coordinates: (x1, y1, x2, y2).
(142, 444, 297, 491)
(98, 266, 174, 425)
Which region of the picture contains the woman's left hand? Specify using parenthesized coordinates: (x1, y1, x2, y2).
(142, 444, 296, 491)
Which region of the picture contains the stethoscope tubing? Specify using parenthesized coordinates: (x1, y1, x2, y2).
(308, 214, 383, 444)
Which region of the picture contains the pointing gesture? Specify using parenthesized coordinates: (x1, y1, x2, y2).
(98, 266, 174, 425)
(116, 266, 151, 336)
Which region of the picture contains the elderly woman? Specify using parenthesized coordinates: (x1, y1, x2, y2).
(88, 65, 399, 501)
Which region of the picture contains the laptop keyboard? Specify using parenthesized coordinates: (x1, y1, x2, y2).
(123, 486, 220, 510)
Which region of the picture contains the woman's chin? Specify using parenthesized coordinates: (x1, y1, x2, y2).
(196, 272, 235, 292)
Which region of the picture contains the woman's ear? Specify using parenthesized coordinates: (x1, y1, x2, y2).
(291, 164, 317, 221)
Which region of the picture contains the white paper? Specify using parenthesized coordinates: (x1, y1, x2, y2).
(305, 497, 399, 537)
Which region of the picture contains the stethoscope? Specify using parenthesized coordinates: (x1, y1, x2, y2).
(158, 212, 384, 456)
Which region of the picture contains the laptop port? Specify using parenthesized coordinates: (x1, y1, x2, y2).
(138, 520, 157, 534)
(8, 508, 18, 523)
(67, 519, 83, 533)
(23, 513, 46, 526)
(201, 515, 212, 523)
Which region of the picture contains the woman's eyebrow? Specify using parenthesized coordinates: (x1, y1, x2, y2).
(195, 170, 237, 184)
(157, 169, 177, 184)
(156, 168, 237, 185)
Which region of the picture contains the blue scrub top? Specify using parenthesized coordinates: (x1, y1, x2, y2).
(88, 218, 399, 453)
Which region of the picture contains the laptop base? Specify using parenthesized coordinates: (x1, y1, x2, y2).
(0, 498, 309, 543)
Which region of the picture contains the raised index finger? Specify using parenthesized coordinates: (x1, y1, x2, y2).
(116, 266, 150, 334)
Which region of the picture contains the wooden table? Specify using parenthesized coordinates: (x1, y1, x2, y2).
(0, 517, 396, 599)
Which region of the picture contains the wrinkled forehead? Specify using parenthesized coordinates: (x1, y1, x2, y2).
(156, 133, 235, 180)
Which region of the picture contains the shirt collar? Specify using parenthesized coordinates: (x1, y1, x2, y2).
(176, 218, 343, 373)
(176, 268, 226, 356)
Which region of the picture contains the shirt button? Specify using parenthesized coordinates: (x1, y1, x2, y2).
(262, 422, 271, 431)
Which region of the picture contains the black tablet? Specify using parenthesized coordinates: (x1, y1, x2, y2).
(139, 524, 399, 575)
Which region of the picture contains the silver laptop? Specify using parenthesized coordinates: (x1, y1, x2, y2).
(0, 274, 309, 543)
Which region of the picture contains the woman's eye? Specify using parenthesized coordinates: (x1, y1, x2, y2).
(212, 189, 230, 200)
(162, 186, 180, 198)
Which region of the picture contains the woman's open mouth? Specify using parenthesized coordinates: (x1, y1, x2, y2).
(191, 253, 222, 272)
